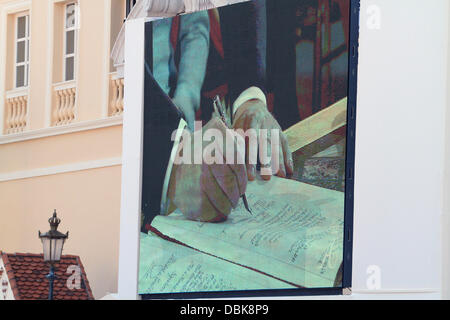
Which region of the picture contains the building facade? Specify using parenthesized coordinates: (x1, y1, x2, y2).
(0, 0, 132, 298)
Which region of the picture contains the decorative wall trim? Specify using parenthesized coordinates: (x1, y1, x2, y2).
(109, 72, 124, 116)
(0, 157, 122, 183)
(0, 115, 123, 145)
(53, 80, 77, 91)
(5, 87, 29, 99)
(52, 80, 77, 126)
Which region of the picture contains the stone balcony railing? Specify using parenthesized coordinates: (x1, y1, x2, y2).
(2, 75, 124, 136)
(109, 72, 124, 117)
(52, 81, 77, 126)
(4, 88, 29, 135)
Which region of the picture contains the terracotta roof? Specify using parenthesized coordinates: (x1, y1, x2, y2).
(0, 252, 94, 300)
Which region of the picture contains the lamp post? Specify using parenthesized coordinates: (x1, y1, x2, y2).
(39, 210, 69, 300)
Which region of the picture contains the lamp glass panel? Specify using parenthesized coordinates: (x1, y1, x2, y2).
(52, 238, 66, 261)
(41, 237, 51, 262)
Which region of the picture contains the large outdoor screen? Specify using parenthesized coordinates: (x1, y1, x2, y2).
(138, 0, 358, 298)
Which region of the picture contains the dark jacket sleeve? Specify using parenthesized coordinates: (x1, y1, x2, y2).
(141, 22, 184, 231)
(220, 0, 300, 129)
(219, 0, 267, 108)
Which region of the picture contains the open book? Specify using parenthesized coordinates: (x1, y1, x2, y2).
(139, 176, 344, 294)
(139, 232, 296, 294)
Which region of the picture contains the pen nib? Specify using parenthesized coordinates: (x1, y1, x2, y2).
(242, 196, 252, 215)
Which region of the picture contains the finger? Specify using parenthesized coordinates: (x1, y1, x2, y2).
(276, 143, 287, 178)
(199, 193, 229, 223)
(175, 164, 230, 223)
(235, 126, 257, 181)
(272, 129, 286, 178)
(243, 112, 252, 131)
(227, 160, 248, 198)
(236, 112, 262, 181)
(209, 124, 248, 194)
(247, 118, 260, 180)
(260, 127, 272, 181)
(172, 164, 207, 221)
(281, 134, 294, 177)
(247, 163, 256, 181)
(201, 163, 235, 212)
(201, 119, 244, 213)
(225, 163, 247, 198)
(208, 163, 241, 208)
(232, 111, 246, 130)
(246, 133, 256, 181)
(213, 135, 248, 199)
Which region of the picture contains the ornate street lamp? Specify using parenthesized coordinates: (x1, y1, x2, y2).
(39, 210, 69, 300)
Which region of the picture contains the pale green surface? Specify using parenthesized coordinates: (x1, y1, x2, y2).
(139, 232, 295, 295)
(151, 176, 344, 289)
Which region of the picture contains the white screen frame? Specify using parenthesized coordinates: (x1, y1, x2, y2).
(117, 0, 447, 299)
(117, 18, 145, 300)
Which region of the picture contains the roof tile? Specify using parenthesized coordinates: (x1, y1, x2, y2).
(1, 253, 94, 300)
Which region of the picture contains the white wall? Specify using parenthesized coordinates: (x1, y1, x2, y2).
(443, 0, 450, 301)
(353, 0, 448, 298)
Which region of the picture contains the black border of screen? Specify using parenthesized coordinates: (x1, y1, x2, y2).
(141, 0, 360, 300)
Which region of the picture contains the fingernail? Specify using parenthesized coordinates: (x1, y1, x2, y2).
(249, 166, 256, 180)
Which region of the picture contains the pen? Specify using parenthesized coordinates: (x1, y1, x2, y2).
(213, 95, 252, 215)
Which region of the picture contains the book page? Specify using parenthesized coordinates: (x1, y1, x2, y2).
(151, 176, 344, 288)
(139, 232, 296, 294)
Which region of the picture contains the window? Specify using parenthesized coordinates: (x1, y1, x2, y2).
(126, 0, 137, 18)
(64, 3, 78, 81)
(15, 14, 30, 88)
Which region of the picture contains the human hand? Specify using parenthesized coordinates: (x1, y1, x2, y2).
(233, 99, 294, 181)
(172, 95, 197, 131)
(168, 118, 248, 222)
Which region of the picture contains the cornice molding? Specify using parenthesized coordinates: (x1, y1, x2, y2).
(0, 116, 123, 145)
(0, 157, 122, 183)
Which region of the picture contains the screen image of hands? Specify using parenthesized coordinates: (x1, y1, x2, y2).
(233, 99, 294, 181)
(167, 105, 293, 223)
(168, 118, 247, 223)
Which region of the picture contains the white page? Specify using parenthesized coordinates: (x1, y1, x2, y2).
(139, 232, 295, 294)
(151, 177, 345, 288)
